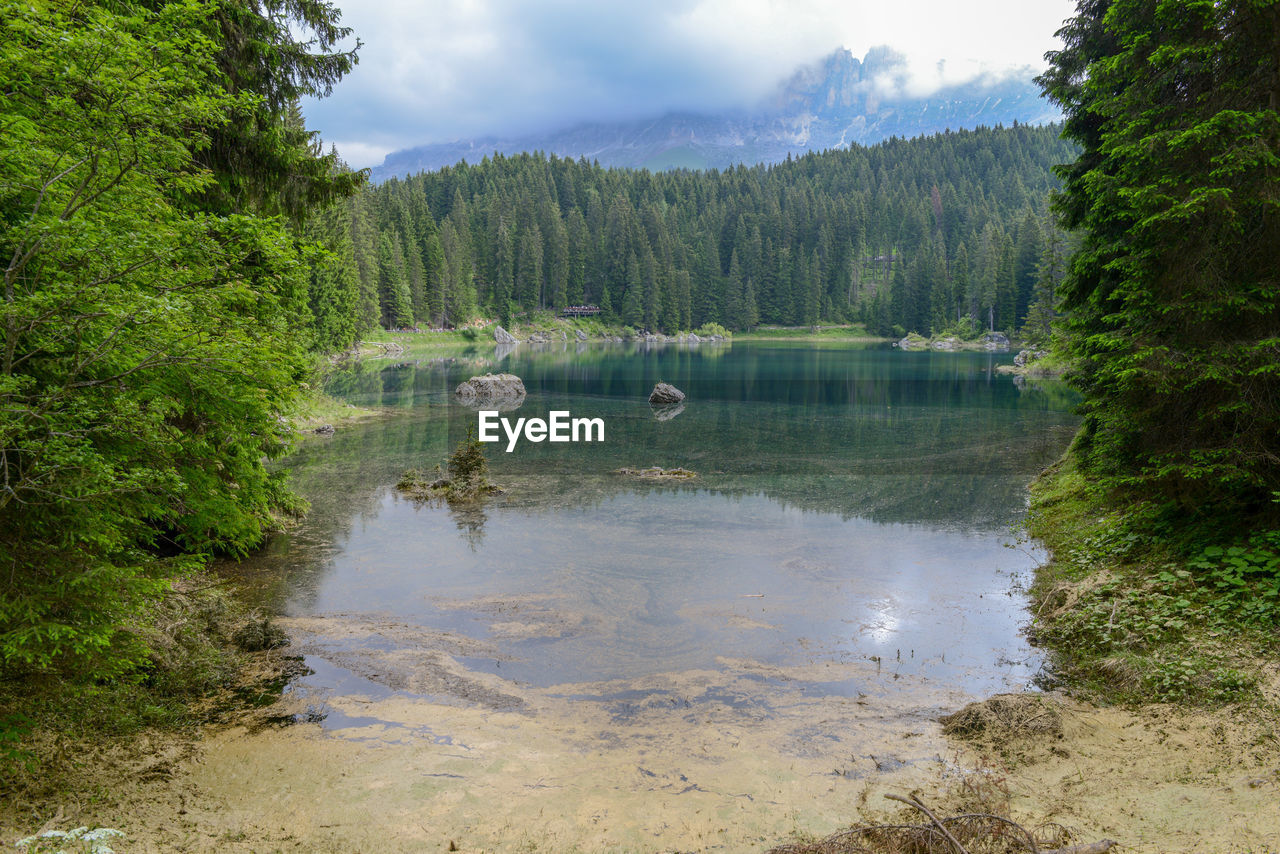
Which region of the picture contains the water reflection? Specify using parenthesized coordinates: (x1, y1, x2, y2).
(231, 342, 1077, 701)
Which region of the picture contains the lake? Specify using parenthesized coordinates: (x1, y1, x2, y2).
(218, 339, 1079, 851)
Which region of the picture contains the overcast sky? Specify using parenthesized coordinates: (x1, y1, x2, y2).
(302, 0, 1078, 169)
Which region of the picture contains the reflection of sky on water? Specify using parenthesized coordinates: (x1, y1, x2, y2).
(268, 486, 1045, 697)
(233, 342, 1075, 704)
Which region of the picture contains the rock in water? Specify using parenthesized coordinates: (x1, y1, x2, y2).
(493, 325, 518, 344)
(649, 382, 686, 405)
(455, 373, 527, 407)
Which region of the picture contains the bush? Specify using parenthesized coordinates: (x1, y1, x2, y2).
(693, 322, 731, 339)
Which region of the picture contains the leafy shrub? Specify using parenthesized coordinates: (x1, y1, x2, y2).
(1186, 531, 1280, 626)
(693, 322, 731, 339)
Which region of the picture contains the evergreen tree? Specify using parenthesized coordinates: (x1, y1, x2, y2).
(377, 233, 413, 328)
(1013, 209, 1044, 326)
(1040, 0, 1280, 523)
(620, 251, 643, 326)
(994, 234, 1017, 332)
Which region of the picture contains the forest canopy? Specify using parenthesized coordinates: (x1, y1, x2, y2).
(330, 125, 1078, 339)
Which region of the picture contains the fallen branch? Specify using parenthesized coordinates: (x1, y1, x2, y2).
(884, 794, 971, 854)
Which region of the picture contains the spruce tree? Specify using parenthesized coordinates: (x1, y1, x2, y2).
(1040, 0, 1280, 523)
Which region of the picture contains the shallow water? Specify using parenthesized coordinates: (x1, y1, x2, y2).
(221, 340, 1078, 849)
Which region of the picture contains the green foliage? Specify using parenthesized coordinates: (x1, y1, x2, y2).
(351, 127, 1076, 334)
(692, 322, 732, 339)
(1028, 458, 1277, 704)
(0, 0, 357, 676)
(195, 0, 364, 220)
(446, 433, 491, 496)
(0, 712, 34, 772)
(1185, 532, 1280, 626)
(934, 316, 984, 341)
(1039, 0, 1280, 531)
(398, 433, 497, 503)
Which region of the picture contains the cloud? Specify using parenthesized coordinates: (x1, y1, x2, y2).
(301, 0, 1075, 167)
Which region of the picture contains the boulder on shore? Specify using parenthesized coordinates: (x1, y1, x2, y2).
(575, 329, 588, 341)
(648, 382, 686, 405)
(1014, 348, 1048, 367)
(983, 331, 1011, 351)
(455, 373, 526, 407)
(493, 325, 518, 344)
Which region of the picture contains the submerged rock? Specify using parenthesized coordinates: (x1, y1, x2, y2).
(615, 466, 696, 479)
(455, 373, 527, 408)
(493, 325, 518, 344)
(648, 382, 685, 405)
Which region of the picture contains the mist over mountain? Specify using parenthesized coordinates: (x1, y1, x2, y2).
(370, 47, 1059, 181)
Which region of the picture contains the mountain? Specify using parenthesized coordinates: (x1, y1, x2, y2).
(370, 47, 1060, 181)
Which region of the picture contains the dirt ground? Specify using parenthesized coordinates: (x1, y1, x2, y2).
(4, 620, 1278, 853)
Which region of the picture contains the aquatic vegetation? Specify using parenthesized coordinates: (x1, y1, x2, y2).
(398, 434, 504, 502)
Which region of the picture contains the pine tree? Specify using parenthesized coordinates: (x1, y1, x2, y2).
(1040, 0, 1280, 523)
(377, 233, 413, 328)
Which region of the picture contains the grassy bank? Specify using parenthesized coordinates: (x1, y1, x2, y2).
(360, 315, 736, 351)
(735, 323, 886, 341)
(287, 388, 386, 433)
(1026, 453, 1280, 705)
